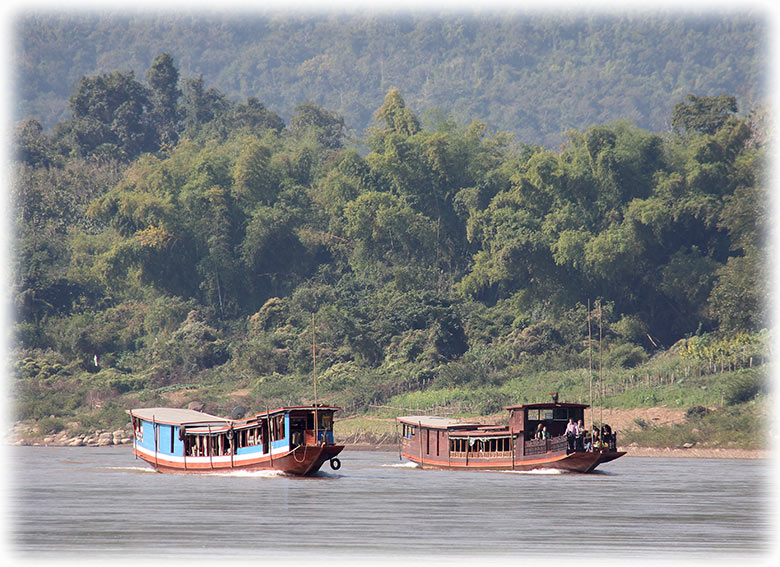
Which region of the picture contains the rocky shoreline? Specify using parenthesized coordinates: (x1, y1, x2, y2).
(8, 422, 135, 447)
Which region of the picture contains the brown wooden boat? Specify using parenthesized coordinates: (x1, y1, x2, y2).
(397, 401, 625, 473)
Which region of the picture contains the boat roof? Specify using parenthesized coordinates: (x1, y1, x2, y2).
(127, 408, 229, 426)
(396, 416, 481, 429)
(504, 402, 589, 411)
(283, 405, 341, 412)
(128, 405, 341, 426)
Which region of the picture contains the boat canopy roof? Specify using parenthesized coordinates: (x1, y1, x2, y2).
(504, 402, 589, 411)
(396, 416, 481, 429)
(129, 405, 341, 427)
(127, 408, 229, 426)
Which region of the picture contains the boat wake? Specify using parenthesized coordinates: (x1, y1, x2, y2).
(210, 469, 287, 478)
(382, 461, 421, 469)
(105, 466, 158, 474)
(503, 468, 567, 475)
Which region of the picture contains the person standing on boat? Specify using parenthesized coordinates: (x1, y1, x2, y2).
(575, 419, 585, 450)
(535, 423, 544, 439)
(565, 418, 578, 453)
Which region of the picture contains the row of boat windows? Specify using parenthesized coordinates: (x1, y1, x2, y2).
(450, 437, 512, 454)
(181, 415, 286, 457)
(402, 423, 513, 455)
(525, 408, 581, 421)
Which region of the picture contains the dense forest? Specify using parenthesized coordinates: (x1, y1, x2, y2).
(11, 41, 770, 436)
(15, 11, 767, 147)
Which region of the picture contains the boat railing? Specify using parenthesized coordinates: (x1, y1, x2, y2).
(524, 435, 567, 456)
(524, 432, 619, 455)
(449, 450, 513, 460)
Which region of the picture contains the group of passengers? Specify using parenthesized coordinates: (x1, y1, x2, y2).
(566, 418, 616, 453)
(534, 419, 616, 453)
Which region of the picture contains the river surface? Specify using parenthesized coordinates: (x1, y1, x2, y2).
(6, 446, 775, 565)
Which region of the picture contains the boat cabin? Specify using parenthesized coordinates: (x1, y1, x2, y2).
(506, 402, 587, 440)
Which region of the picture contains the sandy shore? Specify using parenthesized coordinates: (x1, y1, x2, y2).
(617, 446, 768, 459)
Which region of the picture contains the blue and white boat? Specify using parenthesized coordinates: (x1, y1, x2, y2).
(127, 405, 343, 475)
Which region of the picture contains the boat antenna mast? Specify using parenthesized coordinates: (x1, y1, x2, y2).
(598, 300, 604, 427)
(588, 299, 593, 430)
(313, 312, 319, 444)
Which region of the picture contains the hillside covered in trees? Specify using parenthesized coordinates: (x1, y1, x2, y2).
(11, 43, 770, 438)
(15, 10, 767, 147)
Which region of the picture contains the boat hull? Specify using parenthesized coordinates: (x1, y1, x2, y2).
(401, 448, 622, 473)
(594, 450, 626, 465)
(133, 443, 344, 476)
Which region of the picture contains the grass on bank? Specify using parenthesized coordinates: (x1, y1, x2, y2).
(14, 345, 771, 450)
(619, 397, 769, 450)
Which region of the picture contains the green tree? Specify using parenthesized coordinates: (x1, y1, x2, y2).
(343, 191, 436, 272)
(146, 53, 182, 149)
(63, 70, 153, 160)
(288, 101, 346, 149)
(14, 119, 53, 167)
(372, 88, 421, 140)
(179, 75, 231, 136)
(671, 94, 738, 136)
(232, 138, 277, 207)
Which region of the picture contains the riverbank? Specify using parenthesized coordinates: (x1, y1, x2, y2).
(7, 404, 769, 460)
(7, 433, 768, 460)
(618, 446, 768, 459)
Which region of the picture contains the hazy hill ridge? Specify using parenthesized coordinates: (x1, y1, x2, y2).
(15, 10, 767, 145)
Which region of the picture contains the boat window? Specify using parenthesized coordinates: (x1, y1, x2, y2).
(319, 413, 332, 431)
(553, 408, 569, 420)
(242, 426, 261, 446)
(527, 409, 540, 420)
(449, 438, 468, 453)
(271, 415, 285, 441)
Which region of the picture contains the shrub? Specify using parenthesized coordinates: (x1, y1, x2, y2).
(604, 342, 648, 368)
(724, 369, 767, 405)
(37, 416, 66, 435)
(685, 405, 711, 420)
